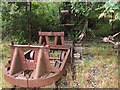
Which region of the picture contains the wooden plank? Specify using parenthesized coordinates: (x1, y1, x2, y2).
(39, 32, 64, 36)
(50, 45, 69, 50)
(9, 45, 45, 48)
(54, 36, 58, 45)
(39, 36, 42, 45)
(45, 36, 49, 45)
(61, 36, 64, 45)
(49, 57, 60, 60)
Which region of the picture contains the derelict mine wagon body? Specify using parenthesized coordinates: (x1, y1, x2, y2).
(4, 32, 71, 88)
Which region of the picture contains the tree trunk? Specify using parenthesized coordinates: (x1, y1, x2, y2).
(29, 2, 32, 42)
(25, 2, 28, 32)
(112, 12, 114, 31)
(25, 2, 27, 12)
(85, 1, 88, 35)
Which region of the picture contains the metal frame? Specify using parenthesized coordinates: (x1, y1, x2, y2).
(4, 32, 71, 88)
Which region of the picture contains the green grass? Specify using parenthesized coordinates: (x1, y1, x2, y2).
(1, 41, 119, 88)
(74, 43, 118, 88)
(1, 41, 12, 88)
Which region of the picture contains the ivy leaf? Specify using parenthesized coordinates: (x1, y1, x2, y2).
(109, 2, 116, 7)
(85, 12, 89, 17)
(109, 9, 114, 13)
(99, 12, 105, 19)
(104, 2, 111, 8)
(113, 5, 119, 9)
(109, 19, 113, 24)
(75, 9, 78, 12)
(115, 13, 120, 20)
(104, 1, 116, 10)
(88, 8, 92, 12)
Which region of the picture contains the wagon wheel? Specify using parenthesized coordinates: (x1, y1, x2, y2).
(61, 51, 67, 76)
(70, 46, 74, 64)
(63, 69, 67, 76)
(30, 51, 34, 60)
(55, 51, 66, 68)
(55, 61, 60, 69)
(60, 51, 66, 62)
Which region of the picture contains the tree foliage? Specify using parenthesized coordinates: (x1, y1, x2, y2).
(2, 2, 61, 44)
(98, 1, 120, 23)
(70, 1, 120, 37)
(1, 2, 120, 44)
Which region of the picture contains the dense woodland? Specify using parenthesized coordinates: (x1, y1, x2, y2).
(1, 1, 120, 44)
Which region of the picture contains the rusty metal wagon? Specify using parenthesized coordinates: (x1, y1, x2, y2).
(3, 32, 71, 88)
